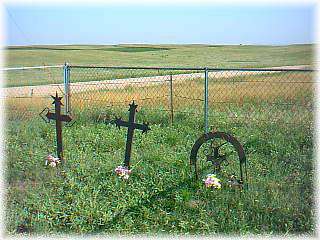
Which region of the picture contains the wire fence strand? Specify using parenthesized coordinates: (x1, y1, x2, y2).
(4, 65, 315, 128)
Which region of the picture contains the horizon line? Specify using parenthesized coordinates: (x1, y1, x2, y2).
(4, 42, 315, 47)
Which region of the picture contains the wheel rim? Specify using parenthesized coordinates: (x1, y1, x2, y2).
(190, 131, 247, 189)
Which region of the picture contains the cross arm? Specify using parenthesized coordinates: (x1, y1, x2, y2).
(114, 117, 130, 129)
(59, 114, 72, 122)
(133, 122, 151, 133)
(46, 112, 56, 120)
(45, 112, 72, 122)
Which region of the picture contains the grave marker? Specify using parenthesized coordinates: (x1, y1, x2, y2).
(112, 101, 150, 168)
(40, 92, 73, 162)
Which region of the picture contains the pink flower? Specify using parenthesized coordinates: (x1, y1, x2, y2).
(203, 174, 222, 189)
(45, 154, 60, 167)
(115, 165, 132, 179)
(205, 178, 214, 187)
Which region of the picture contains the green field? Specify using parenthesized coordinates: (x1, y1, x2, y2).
(4, 44, 314, 87)
(4, 44, 315, 235)
(5, 44, 314, 68)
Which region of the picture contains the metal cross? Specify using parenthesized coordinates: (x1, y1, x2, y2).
(40, 92, 72, 162)
(113, 101, 150, 168)
(204, 141, 228, 173)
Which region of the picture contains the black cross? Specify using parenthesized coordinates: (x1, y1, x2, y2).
(205, 141, 228, 172)
(113, 101, 150, 168)
(40, 92, 72, 162)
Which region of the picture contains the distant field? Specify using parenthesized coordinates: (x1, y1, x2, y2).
(4, 44, 314, 88)
(5, 44, 314, 68)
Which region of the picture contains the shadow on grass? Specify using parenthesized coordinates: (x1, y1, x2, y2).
(100, 173, 196, 230)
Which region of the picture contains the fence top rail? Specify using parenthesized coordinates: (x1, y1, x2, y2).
(2, 65, 64, 71)
(69, 65, 315, 72)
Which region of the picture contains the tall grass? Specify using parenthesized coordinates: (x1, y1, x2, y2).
(5, 104, 314, 235)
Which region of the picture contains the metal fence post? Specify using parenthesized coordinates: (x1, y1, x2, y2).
(204, 67, 209, 133)
(63, 62, 71, 114)
(169, 74, 174, 125)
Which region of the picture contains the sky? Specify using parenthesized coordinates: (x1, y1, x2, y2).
(4, 3, 315, 46)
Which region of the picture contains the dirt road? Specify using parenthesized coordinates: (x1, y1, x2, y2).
(2, 65, 311, 98)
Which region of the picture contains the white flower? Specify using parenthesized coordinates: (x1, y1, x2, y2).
(115, 165, 132, 179)
(46, 154, 61, 167)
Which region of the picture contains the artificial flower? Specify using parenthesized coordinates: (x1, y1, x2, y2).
(115, 165, 132, 179)
(203, 174, 221, 189)
(45, 154, 61, 167)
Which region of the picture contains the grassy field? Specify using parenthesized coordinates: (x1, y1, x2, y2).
(5, 44, 314, 68)
(4, 44, 315, 235)
(4, 44, 314, 87)
(4, 43, 314, 89)
(5, 106, 314, 235)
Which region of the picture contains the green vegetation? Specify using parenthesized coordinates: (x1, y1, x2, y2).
(5, 44, 314, 68)
(7, 46, 171, 53)
(4, 44, 315, 235)
(5, 104, 314, 235)
(4, 44, 314, 87)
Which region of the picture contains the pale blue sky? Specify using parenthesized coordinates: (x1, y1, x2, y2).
(5, 4, 315, 46)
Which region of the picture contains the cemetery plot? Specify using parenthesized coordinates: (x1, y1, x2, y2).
(4, 69, 314, 235)
(6, 107, 314, 234)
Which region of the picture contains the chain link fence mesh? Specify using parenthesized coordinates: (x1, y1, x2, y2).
(3, 66, 64, 120)
(207, 70, 314, 127)
(68, 67, 205, 123)
(3, 65, 314, 129)
(68, 66, 314, 128)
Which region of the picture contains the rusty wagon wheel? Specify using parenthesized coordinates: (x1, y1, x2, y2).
(190, 131, 248, 189)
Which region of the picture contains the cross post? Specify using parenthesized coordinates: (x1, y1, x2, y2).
(113, 101, 150, 168)
(42, 92, 72, 163)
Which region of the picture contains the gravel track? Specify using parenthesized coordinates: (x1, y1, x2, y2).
(2, 65, 311, 98)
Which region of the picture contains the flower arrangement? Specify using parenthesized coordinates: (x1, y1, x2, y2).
(203, 174, 221, 189)
(45, 154, 61, 167)
(115, 165, 132, 180)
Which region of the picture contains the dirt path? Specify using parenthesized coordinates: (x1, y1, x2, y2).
(2, 65, 312, 98)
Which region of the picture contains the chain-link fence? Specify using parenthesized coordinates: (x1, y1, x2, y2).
(67, 66, 314, 129)
(3, 65, 315, 131)
(3, 65, 65, 119)
(68, 66, 204, 122)
(206, 69, 314, 129)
